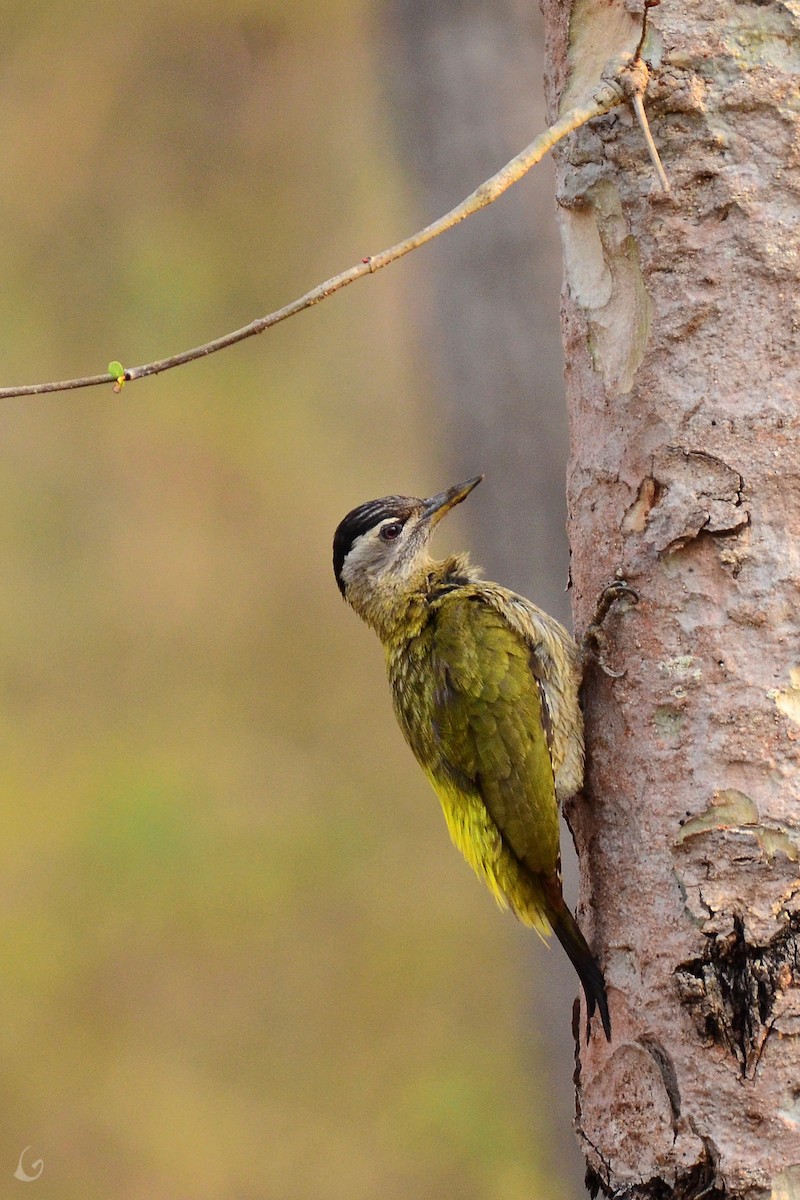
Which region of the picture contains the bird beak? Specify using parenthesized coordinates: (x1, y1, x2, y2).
(421, 476, 483, 527)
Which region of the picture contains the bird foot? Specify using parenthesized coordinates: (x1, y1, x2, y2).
(581, 580, 638, 678)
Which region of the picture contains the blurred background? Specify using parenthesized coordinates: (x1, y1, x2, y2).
(0, 1, 579, 1197)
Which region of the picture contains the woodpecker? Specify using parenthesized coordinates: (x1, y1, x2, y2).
(333, 476, 611, 1040)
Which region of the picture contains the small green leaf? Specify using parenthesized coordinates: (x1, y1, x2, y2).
(108, 361, 124, 379)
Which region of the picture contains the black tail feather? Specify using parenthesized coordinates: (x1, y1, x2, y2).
(550, 895, 611, 1042)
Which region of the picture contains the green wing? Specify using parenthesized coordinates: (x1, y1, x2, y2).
(429, 594, 560, 877)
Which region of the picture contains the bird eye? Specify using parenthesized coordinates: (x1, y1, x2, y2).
(380, 521, 403, 542)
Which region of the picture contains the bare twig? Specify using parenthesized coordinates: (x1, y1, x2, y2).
(629, 0, 671, 191)
(616, 55, 671, 193)
(0, 56, 658, 401)
(631, 91, 670, 192)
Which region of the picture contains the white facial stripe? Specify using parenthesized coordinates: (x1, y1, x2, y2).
(339, 527, 390, 587)
(339, 516, 427, 592)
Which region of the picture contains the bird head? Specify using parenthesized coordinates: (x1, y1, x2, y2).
(333, 477, 482, 620)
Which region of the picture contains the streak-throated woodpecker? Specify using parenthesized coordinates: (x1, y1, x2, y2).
(333, 475, 611, 1040)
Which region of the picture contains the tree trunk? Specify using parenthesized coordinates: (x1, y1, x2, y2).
(542, 0, 800, 1197)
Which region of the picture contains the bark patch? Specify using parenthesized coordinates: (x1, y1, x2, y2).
(673, 792, 800, 943)
(675, 912, 800, 1077)
(559, 180, 654, 395)
(585, 1141, 726, 1200)
(637, 447, 749, 554)
(771, 668, 800, 729)
(579, 1043, 706, 1196)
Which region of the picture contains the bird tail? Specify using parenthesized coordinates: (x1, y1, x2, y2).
(544, 877, 611, 1042)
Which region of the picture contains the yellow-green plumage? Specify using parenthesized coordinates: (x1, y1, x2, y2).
(391, 591, 560, 932)
(333, 478, 610, 1040)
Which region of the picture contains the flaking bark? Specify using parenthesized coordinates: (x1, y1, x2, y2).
(542, 0, 800, 1197)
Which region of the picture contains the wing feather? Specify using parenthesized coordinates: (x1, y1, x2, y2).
(429, 595, 560, 876)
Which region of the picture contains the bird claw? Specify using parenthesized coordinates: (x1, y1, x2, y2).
(581, 580, 638, 677)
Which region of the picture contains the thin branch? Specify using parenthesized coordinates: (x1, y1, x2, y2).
(0, 58, 649, 401)
(631, 92, 670, 192)
(628, 0, 671, 191)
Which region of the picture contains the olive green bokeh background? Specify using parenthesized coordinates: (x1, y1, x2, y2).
(0, 4, 576, 1197)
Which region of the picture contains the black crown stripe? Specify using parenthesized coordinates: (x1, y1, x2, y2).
(332, 495, 418, 594)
